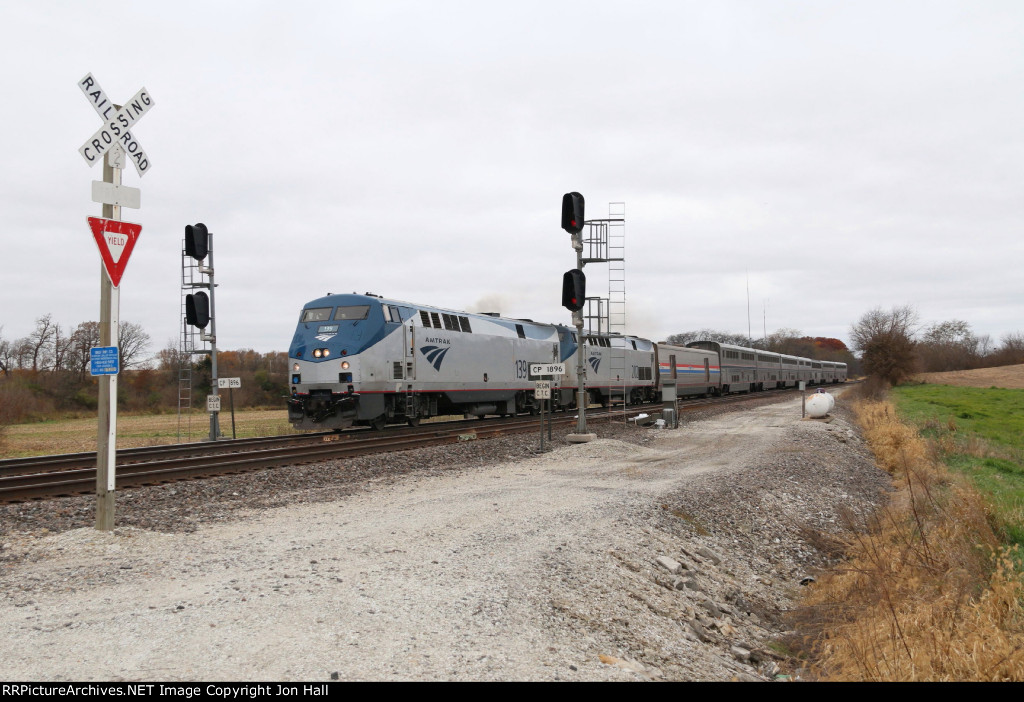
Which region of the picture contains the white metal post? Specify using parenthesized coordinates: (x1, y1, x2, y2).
(206, 234, 220, 441)
(96, 150, 121, 531)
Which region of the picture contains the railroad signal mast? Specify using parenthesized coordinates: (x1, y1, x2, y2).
(180, 223, 221, 442)
(560, 192, 628, 440)
(561, 192, 593, 441)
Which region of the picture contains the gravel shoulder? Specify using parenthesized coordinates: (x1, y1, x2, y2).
(0, 390, 889, 681)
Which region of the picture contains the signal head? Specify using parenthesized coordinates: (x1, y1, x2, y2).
(561, 269, 586, 312)
(561, 192, 585, 235)
(184, 223, 209, 261)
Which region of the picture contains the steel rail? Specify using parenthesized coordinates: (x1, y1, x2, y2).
(0, 383, 843, 503)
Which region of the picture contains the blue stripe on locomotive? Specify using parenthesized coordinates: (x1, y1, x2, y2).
(289, 294, 396, 361)
(289, 294, 576, 365)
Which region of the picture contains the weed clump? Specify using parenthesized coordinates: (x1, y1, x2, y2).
(791, 397, 1024, 681)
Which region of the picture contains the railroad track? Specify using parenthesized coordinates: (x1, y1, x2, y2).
(0, 384, 839, 503)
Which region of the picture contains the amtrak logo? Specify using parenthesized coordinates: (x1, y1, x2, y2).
(315, 324, 340, 342)
(588, 356, 601, 373)
(420, 345, 451, 371)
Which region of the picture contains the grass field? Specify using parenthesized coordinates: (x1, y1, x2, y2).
(0, 409, 296, 459)
(891, 383, 1024, 545)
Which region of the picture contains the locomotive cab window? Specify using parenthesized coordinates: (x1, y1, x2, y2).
(302, 307, 333, 323)
(333, 305, 370, 321)
(384, 305, 408, 323)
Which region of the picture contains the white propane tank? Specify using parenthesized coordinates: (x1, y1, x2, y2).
(805, 392, 833, 418)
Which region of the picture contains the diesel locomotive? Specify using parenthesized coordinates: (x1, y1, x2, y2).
(286, 292, 846, 431)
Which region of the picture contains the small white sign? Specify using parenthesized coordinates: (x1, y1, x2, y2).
(207, 395, 222, 412)
(535, 380, 552, 399)
(530, 363, 565, 376)
(92, 181, 141, 209)
(218, 377, 242, 389)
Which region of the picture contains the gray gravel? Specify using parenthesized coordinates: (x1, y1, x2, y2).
(0, 389, 890, 681)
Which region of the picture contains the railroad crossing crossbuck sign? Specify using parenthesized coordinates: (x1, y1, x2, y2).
(78, 73, 154, 176)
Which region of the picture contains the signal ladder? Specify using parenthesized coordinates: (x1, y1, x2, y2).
(581, 202, 628, 418)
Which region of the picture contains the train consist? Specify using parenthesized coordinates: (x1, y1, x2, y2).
(286, 293, 847, 431)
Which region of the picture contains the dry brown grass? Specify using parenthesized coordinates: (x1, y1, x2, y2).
(914, 364, 1024, 389)
(792, 399, 1024, 681)
(1, 409, 296, 458)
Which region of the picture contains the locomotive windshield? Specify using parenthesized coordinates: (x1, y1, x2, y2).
(334, 305, 370, 320)
(301, 307, 333, 323)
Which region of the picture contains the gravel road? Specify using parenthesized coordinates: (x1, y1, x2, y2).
(0, 389, 889, 681)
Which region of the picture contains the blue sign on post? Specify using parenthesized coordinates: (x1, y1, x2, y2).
(90, 346, 119, 376)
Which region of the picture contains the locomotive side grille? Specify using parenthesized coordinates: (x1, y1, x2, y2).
(393, 361, 404, 379)
(419, 310, 431, 327)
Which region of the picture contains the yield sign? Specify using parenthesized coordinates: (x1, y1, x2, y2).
(88, 217, 142, 287)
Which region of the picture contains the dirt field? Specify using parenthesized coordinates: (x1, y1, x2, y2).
(913, 364, 1024, 389)
(0, 390, 885, 681)
(0, 409, 295, 458)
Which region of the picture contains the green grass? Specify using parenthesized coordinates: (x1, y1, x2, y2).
(892, 384, 1024, 546)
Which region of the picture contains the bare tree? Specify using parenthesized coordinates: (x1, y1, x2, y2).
(976, 334, 994, 358)
(155, 339, 191, 372)
(69, 322, 101, 379)
(850, 305, 919, 386)
(0, 326, 11, 376)
(24, 315, 56, 372)
(918, 319, 979, 372)
(51, 322, 74, 373)
(118, 321, 152, 370)
(992, 332, 1024, 366)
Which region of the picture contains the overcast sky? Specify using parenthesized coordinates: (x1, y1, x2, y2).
(1, 1, 1021, 359)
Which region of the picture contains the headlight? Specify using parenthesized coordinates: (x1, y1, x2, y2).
(292, 363, 300, 372)
(341, 361, 350, 370)
(313, 349, 322, 358)
(322, 349, 330, 358)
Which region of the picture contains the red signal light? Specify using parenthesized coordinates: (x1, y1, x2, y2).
(561, 193, 585, 235)
(561, 269, 586, 312)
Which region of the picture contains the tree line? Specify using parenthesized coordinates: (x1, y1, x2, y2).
(850, 305, 1024, 388)
(0, 316, 289, 426)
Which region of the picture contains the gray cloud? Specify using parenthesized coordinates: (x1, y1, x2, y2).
(1, 1, 1021, 360)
